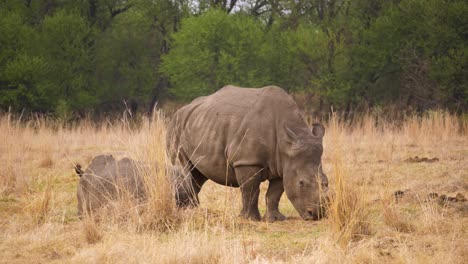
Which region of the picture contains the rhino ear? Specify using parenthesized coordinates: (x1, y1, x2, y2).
(312, 123, 325, 138)
(284, 124, 305, 150)
(75, 164, 83, 177)
(284, 124, 299, 142)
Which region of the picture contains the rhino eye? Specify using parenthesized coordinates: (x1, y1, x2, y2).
(298, 180, 304, 187)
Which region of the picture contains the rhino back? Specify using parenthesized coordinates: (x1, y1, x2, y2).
(116, 158, 145, 198)
(168, 85, 304, 185)
(77, 155, 145, 215)
(78, 155, 118, 214)
(84, 155, 118, 193)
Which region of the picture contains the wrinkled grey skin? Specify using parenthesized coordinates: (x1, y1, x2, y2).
(75, 155, 145, 217)
(167, 85, 328, 222)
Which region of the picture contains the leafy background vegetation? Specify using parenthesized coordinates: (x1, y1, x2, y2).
(0, 0, 466, 117)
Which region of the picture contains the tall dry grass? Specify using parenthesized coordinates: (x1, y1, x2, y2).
(94, 110, 181, 232)
(0, 109, 466, 263)
(324, 113, 372, 246)
(74, 110, 182, 242)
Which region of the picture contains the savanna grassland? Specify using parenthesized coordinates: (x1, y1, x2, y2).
(0, 111, 466, 263)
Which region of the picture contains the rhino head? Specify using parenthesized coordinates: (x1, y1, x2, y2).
(282, 123, 328, 220)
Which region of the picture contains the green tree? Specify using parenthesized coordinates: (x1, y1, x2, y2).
(0, 5, 49, 112)
(0, 0, 187, 114)
(261, 23, 328, 93)
(161, 10, 267, 99)
(348, 0, 468, 111)
(93, 8, 157, 112)
(40, 10, 95, 113)
(1, 0, 466, 114)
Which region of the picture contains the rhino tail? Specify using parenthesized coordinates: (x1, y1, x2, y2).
(75, 164, 83, 177)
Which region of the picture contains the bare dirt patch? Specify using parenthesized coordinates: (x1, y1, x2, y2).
(404, 156, 439, 163)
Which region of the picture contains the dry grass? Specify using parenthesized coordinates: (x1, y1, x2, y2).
(326, 157, 372, 245)
(0, 110, 466, 263)
(25, 174, 55, 224)
(83, 216, 103, 244)
(381, 197, 415, 233)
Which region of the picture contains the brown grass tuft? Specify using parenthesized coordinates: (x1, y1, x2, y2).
(38, 156, 54, 168)
(126, 110, 181, 232)
(326, 158, 372, 246)
(382, 197, 415, 233)
(25, 175, 54, 224)
(0, 114, 30, 194)
(325, 113, 372, 246)
(83, 216, 103, 244)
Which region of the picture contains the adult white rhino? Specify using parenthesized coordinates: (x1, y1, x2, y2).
(167, 85, 328, 221)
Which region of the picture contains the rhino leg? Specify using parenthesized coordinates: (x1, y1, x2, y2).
(236, 166, 262, 221)
(264, 179, 286, 222)
(176, 167, 207, 207)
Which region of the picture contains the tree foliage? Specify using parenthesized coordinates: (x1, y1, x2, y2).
(0, 0, 466, 116)
(0, 0, 182, 116)
(161, 10, 266, 99)
(348, 0, 468, 111)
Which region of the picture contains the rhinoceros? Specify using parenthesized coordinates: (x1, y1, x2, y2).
(75, 155, 145, 217)
(167, 85, 328, 221)
(167, 164, 197, 207)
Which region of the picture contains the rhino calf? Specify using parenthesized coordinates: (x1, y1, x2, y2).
(75, 155, 145, 217)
